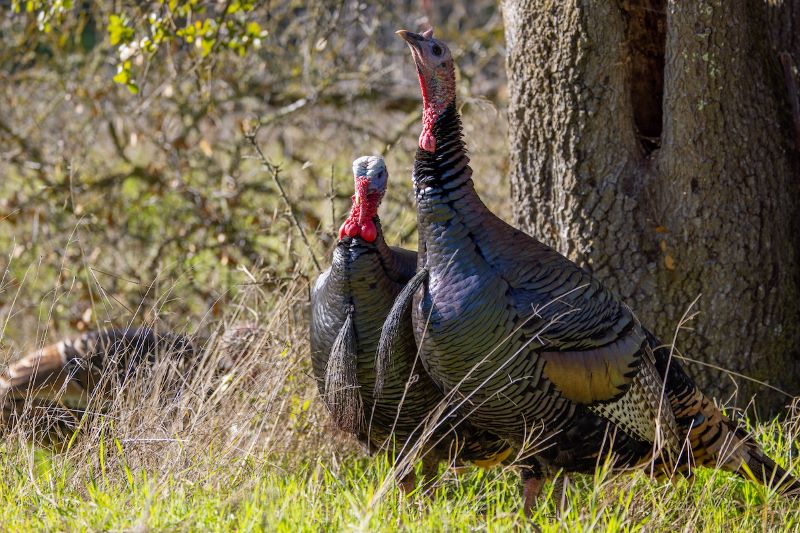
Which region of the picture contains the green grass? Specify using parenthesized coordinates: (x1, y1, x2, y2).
(2, 420, 799, 532)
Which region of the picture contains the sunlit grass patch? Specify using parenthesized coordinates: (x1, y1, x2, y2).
(2, 418, 800, 531)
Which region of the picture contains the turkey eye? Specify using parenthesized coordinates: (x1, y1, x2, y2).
(431, 44, 442, 56)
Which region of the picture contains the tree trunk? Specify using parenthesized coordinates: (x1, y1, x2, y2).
(502, 0, 800, 415)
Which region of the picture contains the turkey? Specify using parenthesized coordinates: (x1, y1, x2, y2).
(0, 327, 196, 444)
(309, 155, 511, 489)
(381, 28, 800, 508)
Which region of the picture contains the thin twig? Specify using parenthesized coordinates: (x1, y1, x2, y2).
(653, 293, 702, 478)
(329, 164, 336, 235)
(244, 130, 322, 272)
(673, 353, 794, 399)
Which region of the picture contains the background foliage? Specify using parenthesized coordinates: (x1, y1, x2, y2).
(2, 2, 799, 530)
(1, 0, 509, 341)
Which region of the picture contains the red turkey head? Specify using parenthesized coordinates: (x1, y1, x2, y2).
(338, 155, 388, 243)
(397, 28, 456, 153)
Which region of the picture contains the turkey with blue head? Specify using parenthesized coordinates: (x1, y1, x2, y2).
(310, 155, 512, 490)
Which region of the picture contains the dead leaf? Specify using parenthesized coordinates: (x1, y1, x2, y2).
(199, 139, 213, 157)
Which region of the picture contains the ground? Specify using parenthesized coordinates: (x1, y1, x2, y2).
(1, 4, 799, 530)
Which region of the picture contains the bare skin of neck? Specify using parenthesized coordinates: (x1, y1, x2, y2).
(418, 62, 455, 153)
(338, 178, 382, 242)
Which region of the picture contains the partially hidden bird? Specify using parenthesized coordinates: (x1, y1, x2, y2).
(309, 155, 512, 490)
(1, 327, 196, 444)
(379, 28, 800, 510)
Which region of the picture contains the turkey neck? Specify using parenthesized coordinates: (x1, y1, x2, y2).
(412, 102, 494, 248)
(331, 219, 409, 285)
(413, 103, 474, 191)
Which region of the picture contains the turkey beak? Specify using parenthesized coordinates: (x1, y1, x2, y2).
(396, 30, 424, 56)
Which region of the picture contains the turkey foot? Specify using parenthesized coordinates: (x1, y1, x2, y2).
(521, 468, 546, 518)
(397, 457, 439, 495)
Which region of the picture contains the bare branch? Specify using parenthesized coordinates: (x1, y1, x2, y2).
(244, 128, 322, 273)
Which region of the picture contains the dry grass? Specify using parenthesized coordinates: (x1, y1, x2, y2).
(2, 254, 800, 530)
(1, 3, 799, 529)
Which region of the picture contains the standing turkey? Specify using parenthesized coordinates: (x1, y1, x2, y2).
(309, 155, 511, 489)
(0, 327, 196, 444)
(381, 29, 799, 508)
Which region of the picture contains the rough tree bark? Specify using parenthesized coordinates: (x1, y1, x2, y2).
(502, 0, 800, 415)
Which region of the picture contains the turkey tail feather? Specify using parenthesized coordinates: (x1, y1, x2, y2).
(324, 308, 364, 433)
(673, 387, 800, 494)
(375, 268, 428, 398)
(730, 419, 800, 495)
